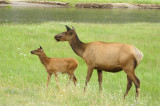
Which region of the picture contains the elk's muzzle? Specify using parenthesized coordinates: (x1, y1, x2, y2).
(54, 35, 61, 42)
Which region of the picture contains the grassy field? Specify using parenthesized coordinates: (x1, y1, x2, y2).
(0, 21, 160, 105)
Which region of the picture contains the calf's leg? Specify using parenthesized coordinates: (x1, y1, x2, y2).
(54, 74, 60, 89)
(73, 74, 77, 86)
(46, 73, 52, 88)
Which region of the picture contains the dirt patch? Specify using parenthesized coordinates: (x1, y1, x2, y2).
(75, 3, 160, 9)
(0, 0, 10, 4)
(0, 1, 69, 7)
(25, 1, 69, 6)
(135, 4, 160, 9)
(1, 1, 160, 9)
(75, 3, 113, 8)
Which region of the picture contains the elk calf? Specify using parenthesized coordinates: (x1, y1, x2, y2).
(31, 46, 78, 88)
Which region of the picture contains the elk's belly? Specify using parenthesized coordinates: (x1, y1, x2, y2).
(95, 63, 123, 73)
(95, 66, 122, 72)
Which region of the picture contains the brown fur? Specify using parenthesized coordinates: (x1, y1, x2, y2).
(31, 46, 78, 88)
(54, 25, 143, 98)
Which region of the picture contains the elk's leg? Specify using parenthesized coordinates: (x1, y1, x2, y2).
(54, 74, 60, 89)
(46, 73, 52, 88)
(124, 75, 132, 99)
(124, 70, 140, 98)
(73, 74, 77, 86)
(97, 70, 103, 92)
(84, 67, 94, 92)
(134, 75, 140, 98)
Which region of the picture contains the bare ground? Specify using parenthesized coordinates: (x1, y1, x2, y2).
(0, 0, 160, 9)
(0, 1, 69, 7)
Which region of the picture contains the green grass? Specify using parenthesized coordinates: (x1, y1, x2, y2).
(0, 21, 160, 105)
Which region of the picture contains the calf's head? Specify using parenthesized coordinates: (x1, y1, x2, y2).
(54, 25, 76, 42)
(31, 46, 43, 55)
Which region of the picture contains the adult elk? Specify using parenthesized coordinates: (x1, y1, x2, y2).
(54, 25, 143, 98)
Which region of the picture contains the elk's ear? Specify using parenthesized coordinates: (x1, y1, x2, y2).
(72, 26, 75, 30)
(39, 45, 42, 49)
(65, 25, 71, 31)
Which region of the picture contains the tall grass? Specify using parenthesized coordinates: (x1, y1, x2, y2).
(0, 22, 160, 105)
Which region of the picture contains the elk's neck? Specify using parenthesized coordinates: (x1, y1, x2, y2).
(69, 34, 86, 58)
(38, 52, 50, 66)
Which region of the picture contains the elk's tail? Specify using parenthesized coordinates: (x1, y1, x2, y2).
(134, 47, 143, 65)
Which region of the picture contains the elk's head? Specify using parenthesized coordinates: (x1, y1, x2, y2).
(54, 25, 76, 42)
(31, 46, 43, 55)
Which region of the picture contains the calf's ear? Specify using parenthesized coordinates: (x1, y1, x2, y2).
(39, 45, 42, 49)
